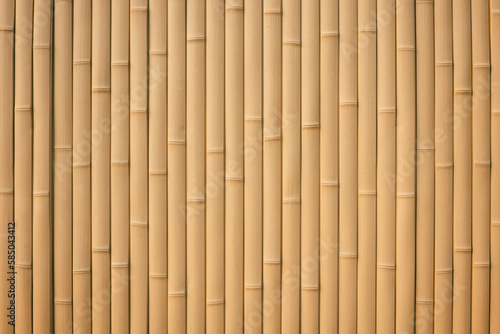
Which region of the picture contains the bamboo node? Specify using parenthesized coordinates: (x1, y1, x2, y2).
(473, 63, 490, 68)
(359, 28, 376, 33)
(339, 252, 357, 259)
(15, 263, 32, 269)
(149, 170, 167, 175)
(130, 6, 147, 12)
(245, 116, 262, 122)
(111, 160, 129, 166)
(168, 139, 186, 145)
(149, 50, 166, 55)
(454, 247, 471, 253)
(54, 299, 72, 306)
(225, 175, 243, 181)
(149, 273, 167, 278)
(378, 108, 396, 113)
(168, 290, 186, 297)
(0, 26, 14, 31)
(73, 268, 91, 274)
(397, 46, 415, 52)
(416, 0, 433, 3)
(396, 192, 414, 198)
(207, 299, 224, 305)
(415, 299, 434, 305)
(377, 263, 396, 270)
(358, 190, 376, 196)
(264, 259, 280, 265)
(302, 123, 320, 129)
(74, 59, 91, 65)
(187, 36, 205, 42)
(54, 146, 72, 151)
(245, 284, 262, 289)
(321, 31, 339, 37)
(92, 247, 110, 253)
(301, 285, 319, 291)
(436, 61, 452, 67)
(33, 43, 50, 49)
(340, 101, 358, 107)
(226, 5, 244, 11)
(263, 9, 281, 15)
(111, 262, 129, 268)
(207, 147, 224, 153)
(321, 180, 339, 187)
(111, 60, 129, 66)
(283, 40, 300, 46)
(33, 191, 50, 197)
(493, 10, 500, 15)
(416, 146, 434, 152)
(473, 262, 490, 268)
(131, 220, 148, 227)
(0, 189, 13, 194)
(492, 109, 500, 115)
(435, 268, 453, 274)
(263, 135, 281, 141)
(455, 89, 472, 95)
(283, 197, 300, 203)
(92, 87, 110, 92)
(474, 160, 490, 167)
(436, 163, 453, 169)
(187, 197, 205, 203)
(15, 106, 31, 112)
(130, 107, 147, 113)
(492, 220, 500, 226)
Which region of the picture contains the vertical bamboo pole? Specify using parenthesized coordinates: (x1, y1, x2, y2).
(376, 0, 397, 331)
(282, 0, 300, 332)
(207, 0, 226, 332)
(338, 0, 357, 331)
(14, 0, 33, 332)
(73, 0, 92, 332)
(33, 0, 53, 332)
(471, 0, 491, 332)
(168, 0, 186, 332)
(263, 0, 282, 331)
(357, 0, 376, 331)
(111, 0, 130, 331)
(54, 0, 73, 331)
(186, 0, 206, 331)
(0, 1, 14, 333)
(434, 0, 453, 332)
(91, 0, 111, 332)
(226, 1, 244, 332)
(452, 0, 472, 332)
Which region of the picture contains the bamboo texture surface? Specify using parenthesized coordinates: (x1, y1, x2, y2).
(1, 0, 499, 333)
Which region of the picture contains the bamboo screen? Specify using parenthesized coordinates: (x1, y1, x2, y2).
(0, 0, 499, 333)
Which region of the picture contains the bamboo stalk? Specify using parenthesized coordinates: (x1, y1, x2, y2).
(263, 0, 282, 331)
(226, 1, 244, 332)
(148, 0, 167, 332)
(282, 0, 300, 332)
(338, 0, 357, 331)
(376, 0, 397, 331)
(33, 0, 53, 332)
(471, 0, 491, 332)
(73, 0, 92, 332)
(111, 0, 130, 331)
(207, 0, 226, 332)
(14, 0, 33, 332)
(167, 0, 186, 332)
(452, 0, 472, 332)
(0, 1, 14, 333)
(434, 0, 453, 332)
(91, 0, 111, 332)
(357, 0, 376, 331)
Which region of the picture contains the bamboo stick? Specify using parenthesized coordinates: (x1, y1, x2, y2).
(33, 0, 53, 332)
(91, 0, 111, 332)
(471, 0, 491, 332)
(0, 1, 14, 333)
(357, 0, 376, 331)
(54, 0, 73, 331)
(376, 0, 397, 331)
(14, 0, 33, 332)
(148, 0, 167, 332)
(282, 0, 300, 332)
(207, 0, 226, 332)
(167, 0, 186, 332)
(263, 0, 282, 331)
(226, 1, 245, 332)
(338, 0, 357, 331)
(434, 0, 453, 332)
(111, 0, 130, 331)
(452, 0, 472, 332)
(73, 0, 92, 332)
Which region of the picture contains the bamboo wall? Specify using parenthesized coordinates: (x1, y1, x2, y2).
(0, 0, 499, 333)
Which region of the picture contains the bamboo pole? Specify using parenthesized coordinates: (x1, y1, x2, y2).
(376, 0, 397, 331)
(111, 0, 130, 331)
(91, 0, 111, 332)
(186, 0, 206, 331)
(167, 0, 186, 332)
(54, 0, 73, 331)
(207, 0, 226, 332)
(263, 0, 282, 331)
(338, 0, 357, 331)
(73, 0, 92, 332)
(33, 0, 53, 332)
(452, 0, 472, 332)
(471, 0, 491, 332)
(434, 0, 453, 332)
(357, 0, 376, 331)
(14, 0, 33, 332)
(0, 1, 14, 333)
(282, 0, 300, 332)
(148, 0, 167, 332)
(226, 1, 244, 332)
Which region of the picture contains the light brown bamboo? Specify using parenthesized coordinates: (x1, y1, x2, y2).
(452, 0, 472, 332)
(357, 0, 376, 331)
(14, 0, 33, 332)
(282, 0, 300, 332)
(73, 0, 92, 332)
(338, 0, 357, 331)
(395, 0, 416, 332)
(148, 0, 167, 332)
(207, 0, 226, 332)
(167, 0, 186, 332)
(434, 0, 453, 332)
(91, 0, 111, 332)
(226, 1, 245, 332)
(471, 0, 491, 332)
(110, 0, 130, 331)
(54, 0, 73, 331)
(0, 1, 14, 333)
(263, 0, 282, 332)
(376, 0, 397, 331)
(33, 0, 52, 332)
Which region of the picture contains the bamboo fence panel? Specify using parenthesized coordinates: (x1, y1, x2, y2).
(2, 1, 499, 333)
